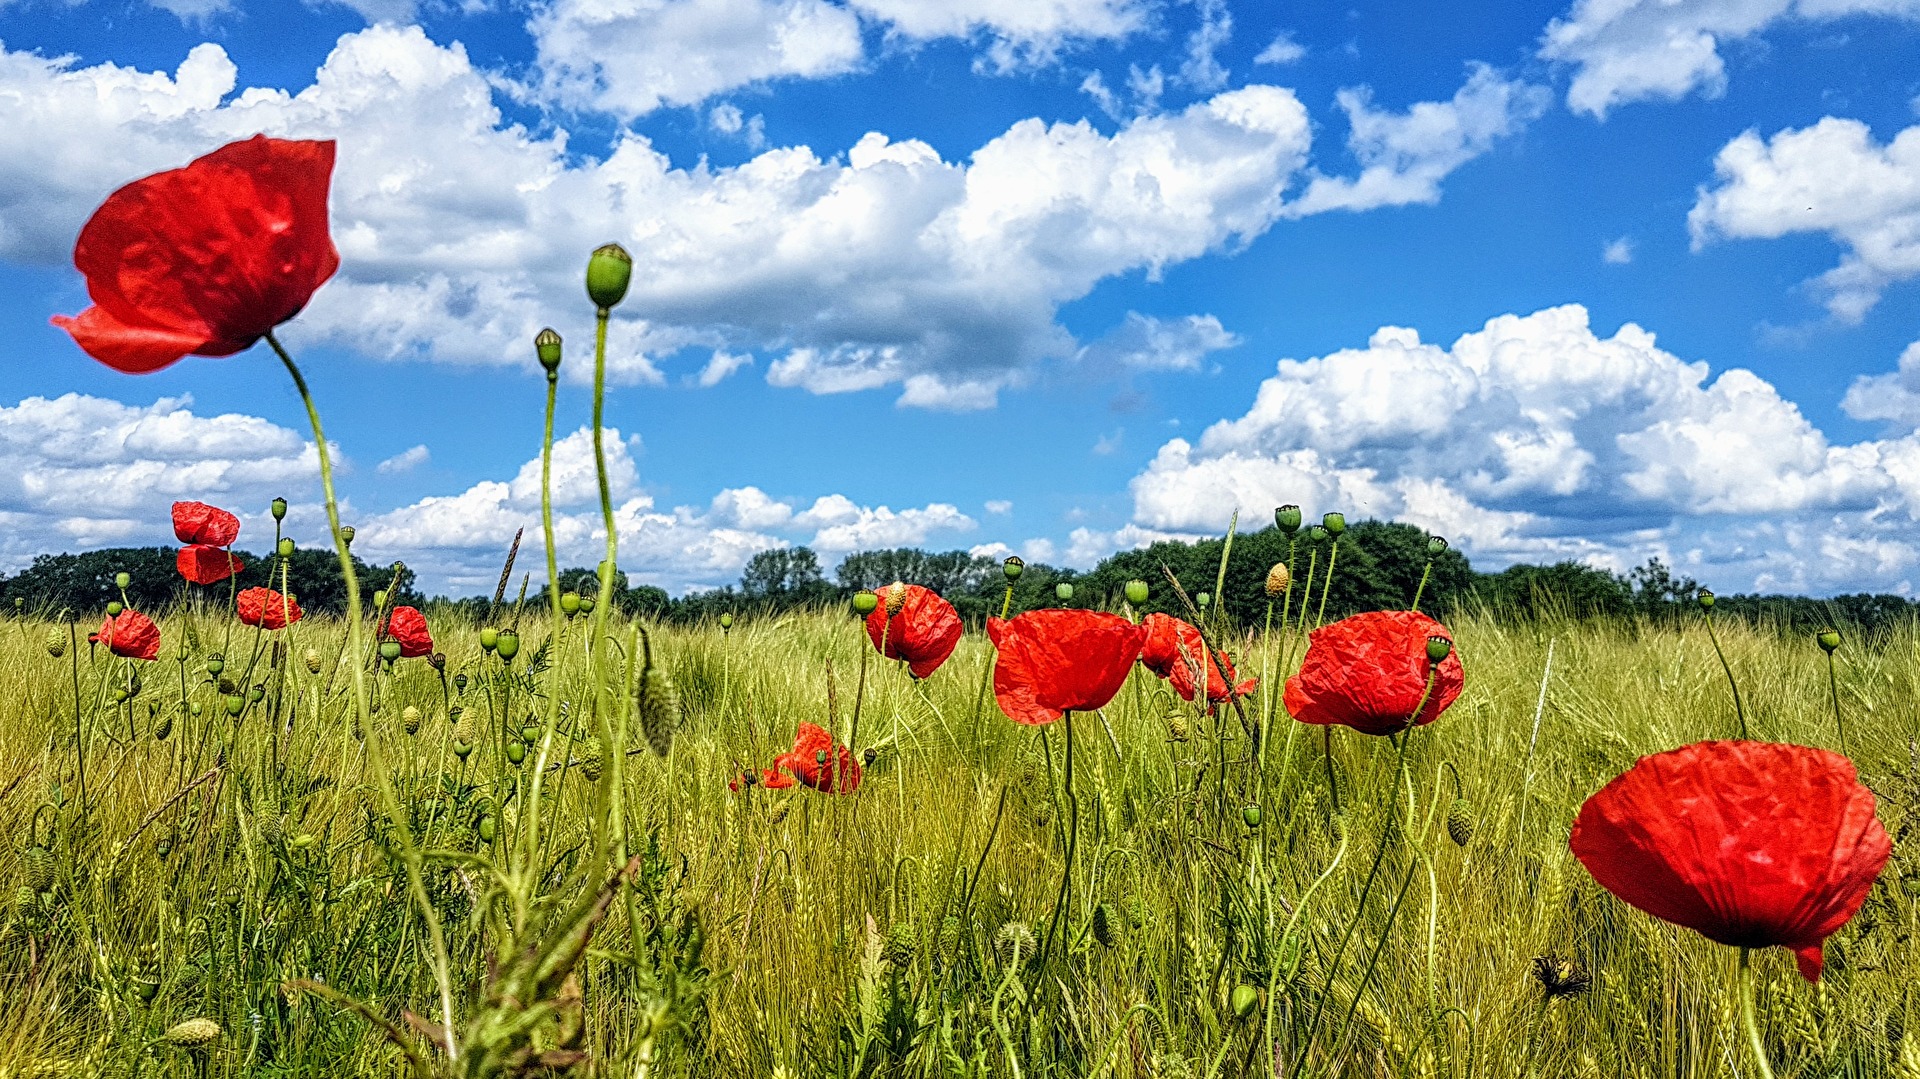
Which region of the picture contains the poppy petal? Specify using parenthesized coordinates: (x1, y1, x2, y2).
(177, 544, 242, 585)
(50, 307, 212, 374)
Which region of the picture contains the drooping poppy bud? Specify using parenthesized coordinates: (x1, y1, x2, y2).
(586, 243, 632, 310)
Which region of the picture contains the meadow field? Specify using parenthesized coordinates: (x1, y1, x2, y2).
(3, 597, 1918, 1078)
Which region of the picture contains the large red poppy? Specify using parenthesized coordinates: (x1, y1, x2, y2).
(987, 609, 1147, 726)
(236, 586, 303, 630)
(172, 501, 241, 546)
(91, 609, 160, 661)
(1284, 610, 1463, 736)
(864, 584, 963, 678)
(385, 606, 433, 658)
(1570, 740, 1889, 982)
(1139, 612, 1257, 706)
(756, 722, 860, 794)
(51, 135, 340, 374)
(177, 544, 244, 586)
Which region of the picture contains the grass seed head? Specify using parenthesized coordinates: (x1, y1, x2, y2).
(44, 629, 66, 658)
(23, 844, 55, 894)
(637, 667, 680, 757)
(165, 1018, 221, 1048)
(402, 705, 421, 735)
(1092, 901, 1117, 947)
(302, 647, 321, 674)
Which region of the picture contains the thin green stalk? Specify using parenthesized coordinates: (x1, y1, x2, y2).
(1738, 948, 1777, 1079)
(1314, 538, 1340, 628)
(1039, 710, 1079, 967)
(1701, 607, 1748, 739)
(523, 349, 566, 895)
(1294, 547, 1319, 638)
(1826, 650, 1848, 757)
(265, 330, 458, 1059)
(1410, 558, 1433, 613)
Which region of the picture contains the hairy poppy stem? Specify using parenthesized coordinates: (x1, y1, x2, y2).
(1315, 537, 1340, 629)
(523, 341, 567, 901)
(1700, 606, 1748, 739)
(1040, 710, 1079, 967)
(1738, 948, 1777, 1079)
(1826, 650, 1848, 758)
(265, 330, 458, 1060)
(1411, 558, 1433, 614)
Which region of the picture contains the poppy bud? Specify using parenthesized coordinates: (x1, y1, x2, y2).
(1091, 902, 1117, 948)
(506, 741, 526, 765)
(206, 654, 224, 676)
(1195, 591, 1210, 610)
(430, 651, 446, 671)
(586, 243, 632, 310)
(1426, 636, 1452, 663)
(339, 525, 354, 547)
(1817, 629, 1841, 654)
(1230, 984, 1259, 1020)
(1309, 525, 1330, 542)
(402, 705, 421, 735)
(372, 589, 387, 610)
(46, 630, 66, 658)
(496, 631, 520, 660)
(1446, 798, 1475, 847)
(1003, 556, 1024, 582)
(720, 612, 734, 630)
(1698, 589, 1715, 610)
(480, 628, 499, 652)
(1265, 564, 1290, 597)
(115, 571, 131, 589)
(1055, 582, 1073, 602)
(379, 641, 401, 662)
(1243, 804, 1261, 829)
(1276, 505, 1301, 534)
(852, 591, 879, 615)
(1167, 712, 1190, 742)
(454, 740, 473, 759)
(578, 597, 594, 614)
(885, 582, 907, 615)
(270, 496, 288, 521)
(1428, 535, 1448, 555)
(535, 327, 563, 374)
(1322, 512, 1346, 536)
(278, 538, 294, 558)
(298, 647, 319, 675)
(477, 814, 497, 842)
(1125, 579, 1149, 605)
(561, 591, 581, 615)
(107, 600, 123, 617)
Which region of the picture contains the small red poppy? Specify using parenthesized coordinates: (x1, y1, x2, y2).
(171, 501, 241, 547)
(385, 606, 433, 658)
(52, 136, 340, 374)
(236, 586, 303, 630)
(864, 584, 963, 678)
(987, 609, 1147, 726)
(91, 608, 160, 661)
(1284, 610, 1463, 736)
(1139, 613, 1257, 706)
(1571, 740, 1889, 982)
(759, 722, 859, 794)
(177, 544, 244, 586)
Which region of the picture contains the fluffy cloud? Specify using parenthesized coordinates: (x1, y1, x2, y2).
(1283, 64, 1550, 217)
(1688, 116, 1920, 322)
(1075, 312, 1239, 372)
(1108, 305, 1920, 593)
(849, 0, 1149, 69)
(376, 444, 430, 474)
(0, 394, 320, 568)
(1540, 0, 1920, 119)
(1842, 339, 1920, 429)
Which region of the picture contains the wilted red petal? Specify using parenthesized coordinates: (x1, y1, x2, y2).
(385, 606, 434, 658)
(864, 584, 963, 678)
(1570, 740, 1889, 982)
(177, 544, 243, 585)
(236, 586, 303, 630)
(96, 609, 160, 661)
(987, 609, 1146, 726)
(1139, 613, 1253, 707)
(53, 135, 339, 373)
(1283, 610, 1462, 736)
(172, 500, 241, 546)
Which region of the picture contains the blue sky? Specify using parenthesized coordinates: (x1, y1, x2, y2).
(2, 0, 1919, 597)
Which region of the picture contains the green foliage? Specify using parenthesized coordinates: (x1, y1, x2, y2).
(0, 545, 420, 616)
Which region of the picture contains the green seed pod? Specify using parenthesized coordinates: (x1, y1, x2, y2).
(1698, 589, 1715, 610)
(719, 613, 734, 630)
(206, 655, 224, 676)
(561, 591, 581, 615)
(164, 1018, 221, 1048)
(338, 525, 355, 547)
(115, 571, 131, 589)
(1426, 636, 1452, 663)
(372, 589, 387, 610)
(521, 723, 541, 742)
(536, 327, 563, 374)
(155, 837, 171, 859)
(1446, 798, 1475, 847)
(248, 684, 264, 703)
(225, 696, 244, 717)
(277, 537, 294, 558)
(23, 845, 55, 894)
(1091, 901, 1117, 948)
(270, 496, 288, 521)
(1124, 579, 1149, 605)
(586, 242, 633, 310)
(1309, 525, 1330, 543)
(1003, 556, 1024, 581)
(578, 596, 595, 614)
(454, 673, 468, 693)
(1243, 804, 1262, 829)
(45, 629, 66, 658)
(1818, 628, 1841, 654)
(1195, 591, 1210, 610)
(1321, 512, 1346, 536)
(379, 641, 402, 662)
(506, 741, 526, 765)
(1275, 505, 1302, 534)
(852, 591, 878, 615)
(1427, 535, 1448, 555)
(190, 702, 202, 716)
(1230, 984, 1260, 1020)
(637, 667, 679, 757)
(453, 740, 473, 760)
(1055, 582, 1073, 602)
(402, 705, 421, 736)
(303, 647, 322, 674)
(496, 631, 520, 660)
(106, 600, 123, 617)
(476, 814, 497, 842)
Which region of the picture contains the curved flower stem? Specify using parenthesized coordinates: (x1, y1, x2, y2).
(265, 330, 457, 1060)
(522, 354, 566, 910)
(1826, 650, 1849, 757)
(1410, 557, 1433, 613)
(1738, 948, 1777, 1079)
(1701, 607, 1748, 739)
(1314, 538, 1340, 629)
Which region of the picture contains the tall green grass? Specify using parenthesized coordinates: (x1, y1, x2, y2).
(3, 603, 1919, 1077)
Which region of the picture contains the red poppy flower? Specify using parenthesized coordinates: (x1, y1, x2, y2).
(759, 722, 860, 794)
(1283, 610, 1463, 736)
(177, 544, 244, 586)
(385, 606, 433, 658)
(1138, 612, 1257, 706)
(90, 609, 160, 660)
(51, 135, 340, 374)
(987, 609, 1147, 726)
(864, 584, 963, 678)
(171, 500, 241, 546)
(236, 586, 303, 630)
(1570, 740, 1889, 982)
